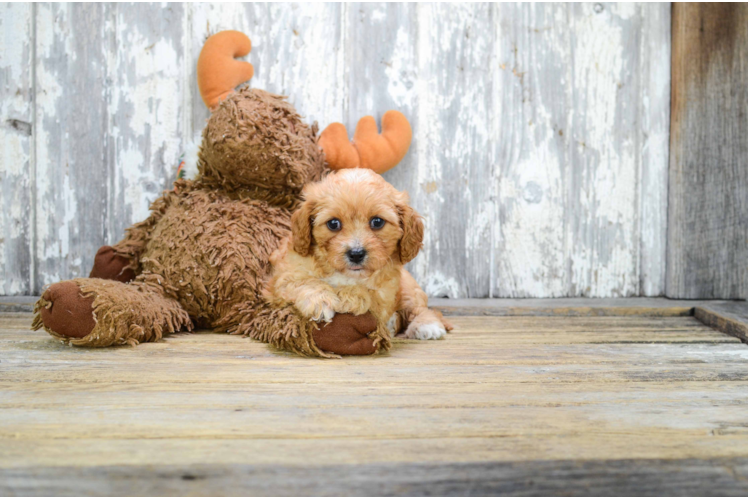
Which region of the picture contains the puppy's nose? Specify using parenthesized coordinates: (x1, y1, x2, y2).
(346, 247, 367, 264)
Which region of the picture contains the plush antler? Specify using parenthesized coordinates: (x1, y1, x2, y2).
(197, 31, 254, 110)
(319, 111, 413, 174)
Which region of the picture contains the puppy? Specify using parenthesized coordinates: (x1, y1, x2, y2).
(265, 169, 452, 351)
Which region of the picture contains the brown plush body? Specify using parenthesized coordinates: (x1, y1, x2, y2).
(33, 89, 380, 356)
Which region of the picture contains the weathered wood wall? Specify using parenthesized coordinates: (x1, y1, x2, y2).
(0, 3, 671, 298)
(667, 3, 748, 299)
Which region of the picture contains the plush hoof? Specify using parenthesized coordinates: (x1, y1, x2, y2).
(313, 313, 378, 356)
(89, 246, 135, 283)
(39, 282, 96, 339)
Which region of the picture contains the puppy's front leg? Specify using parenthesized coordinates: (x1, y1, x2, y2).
(397, 269, 453, 340)
(335, 286, 372, 315)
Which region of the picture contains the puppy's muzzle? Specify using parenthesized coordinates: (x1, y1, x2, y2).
(346, 247, 367, 265)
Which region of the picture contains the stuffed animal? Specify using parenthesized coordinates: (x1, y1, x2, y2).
(32, 30, 414, 356)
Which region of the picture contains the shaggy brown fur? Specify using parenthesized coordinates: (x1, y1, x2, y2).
(34, 278, 191, 347)
(32, 88, 369, 357)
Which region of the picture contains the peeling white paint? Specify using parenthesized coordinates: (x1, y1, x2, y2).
(0, 3, 33, 294)
(568, 3, 639, 297)
(422, 271, 462, 299)
(638, 4, 671, 297)
(111, 7, 186, 237)
(385, 27, 415, 109)
(34, 4, 67, 275)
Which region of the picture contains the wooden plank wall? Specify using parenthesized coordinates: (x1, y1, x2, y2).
(667, 4, 748, 299)
(0, 4, 33, 295)
(0, 3, 671, 298)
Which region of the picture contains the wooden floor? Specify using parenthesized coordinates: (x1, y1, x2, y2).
(3, 310, 748, 495)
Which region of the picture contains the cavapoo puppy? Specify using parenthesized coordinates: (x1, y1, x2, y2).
(265, 168, 452, 352)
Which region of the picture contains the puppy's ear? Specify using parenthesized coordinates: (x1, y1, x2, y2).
(398, 203, 424, 264)
(291, 199, 315, 256)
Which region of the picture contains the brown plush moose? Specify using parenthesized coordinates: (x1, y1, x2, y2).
(32, 31, 418, 356)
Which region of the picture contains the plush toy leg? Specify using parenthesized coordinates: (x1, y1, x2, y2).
(33, 278, 192, 347)
(221, 301, 381, 357)
(313, 313, 382, 356)
(89, 246, 136, 283)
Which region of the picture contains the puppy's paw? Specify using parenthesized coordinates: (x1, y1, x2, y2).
(296, 294, 339, 323)
(315, 306, 336, 323)
(404, 320, 447, 340)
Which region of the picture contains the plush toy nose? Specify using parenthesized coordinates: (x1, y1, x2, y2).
(346, 247, 367, 264)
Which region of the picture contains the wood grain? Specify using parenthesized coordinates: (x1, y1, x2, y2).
(695, 301, 748, 344)
(2, 312, 748, 495)
(430, 297, 702, 317)
(0, 3, 672, 297)
(5, 458, 748, 496)
(667, 3, 748, 299)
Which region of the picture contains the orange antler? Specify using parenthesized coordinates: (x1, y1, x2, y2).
(319, 111, 413, 174)
(197, 31, 254, 110)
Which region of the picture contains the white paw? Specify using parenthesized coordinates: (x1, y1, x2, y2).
(404, 321, 447, 340)
(314, 306, 336, 323)
(296, 296, 337, 323)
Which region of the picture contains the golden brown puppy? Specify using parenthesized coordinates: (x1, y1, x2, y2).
(265, 169, 452, 352)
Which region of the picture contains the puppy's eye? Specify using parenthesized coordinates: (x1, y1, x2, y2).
(326, 218, 342, 231)
(370, 217, 386, 230)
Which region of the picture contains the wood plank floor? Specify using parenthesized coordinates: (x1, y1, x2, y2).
(3, 312, 748, 495)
